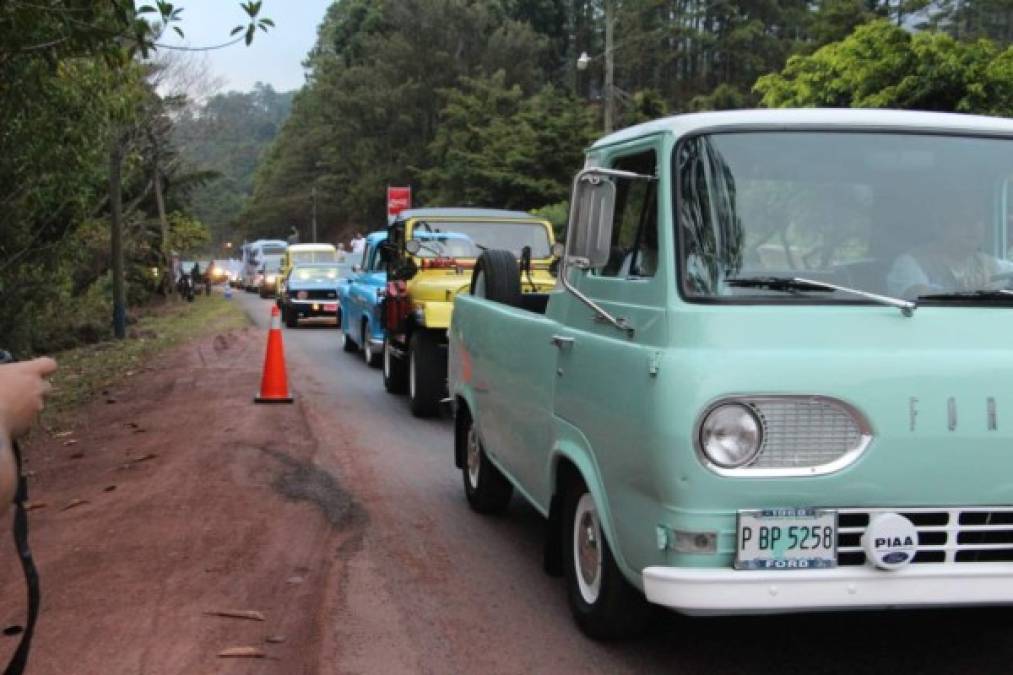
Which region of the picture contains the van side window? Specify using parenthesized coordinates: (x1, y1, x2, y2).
(361, 245, 372, 271)
(597, 150, 658, 278)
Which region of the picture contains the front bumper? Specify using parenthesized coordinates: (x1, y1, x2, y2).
(643, 563, 1013, 615)
(288, 299, 338, 316)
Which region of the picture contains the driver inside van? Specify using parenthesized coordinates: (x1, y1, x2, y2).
(887, 195, 1013, 298)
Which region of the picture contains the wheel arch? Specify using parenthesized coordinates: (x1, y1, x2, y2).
(544, 433, 633, 582)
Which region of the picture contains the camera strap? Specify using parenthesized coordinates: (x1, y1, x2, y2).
(4, 439, 39, 675)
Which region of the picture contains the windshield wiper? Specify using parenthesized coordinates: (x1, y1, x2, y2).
(726, 276, 916, 317)
(918, 289, 1013, 302)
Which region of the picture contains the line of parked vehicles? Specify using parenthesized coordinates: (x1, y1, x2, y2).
(241, 109, 1013, 643)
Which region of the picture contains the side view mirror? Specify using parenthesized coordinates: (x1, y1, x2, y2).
(559, 167, 655, 337)
(405, 239, 422, 255)
(566, 172, 618, 269)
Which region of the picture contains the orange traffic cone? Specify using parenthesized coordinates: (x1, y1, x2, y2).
(255, 305, 294, 404)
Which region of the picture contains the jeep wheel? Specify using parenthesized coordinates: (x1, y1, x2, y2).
(341, 329, 358, 353)
(284, 305, 298, 328)
(408, 330, 443, 417)
(462, 419, 512, 513)
(472, 249, 522, 307)
(382, 336, 408, 394)
(563, 482, 652, 640)
(363, 325, 381, 368)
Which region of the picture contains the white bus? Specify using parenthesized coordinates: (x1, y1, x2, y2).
(240, 239, 288, 291)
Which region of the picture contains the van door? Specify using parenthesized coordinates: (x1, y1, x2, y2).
(550, 146, 668, 526)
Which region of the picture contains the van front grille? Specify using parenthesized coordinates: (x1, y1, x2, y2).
(836, 507, 1013, 566)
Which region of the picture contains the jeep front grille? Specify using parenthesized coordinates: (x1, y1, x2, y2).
(836, 507, 1013, 565)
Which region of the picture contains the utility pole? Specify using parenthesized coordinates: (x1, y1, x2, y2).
(604, 0, 616, 134)
(110, 140, 126, 339)
(311, 185, 318, 242)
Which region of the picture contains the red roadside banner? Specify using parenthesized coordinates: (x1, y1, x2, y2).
(387, 186, 411, 224)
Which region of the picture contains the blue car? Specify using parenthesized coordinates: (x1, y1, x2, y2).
(339, 232, 387, 366)
(279, 262, 347, 328)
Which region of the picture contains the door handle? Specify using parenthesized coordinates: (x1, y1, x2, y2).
(550, 335, 575, 349)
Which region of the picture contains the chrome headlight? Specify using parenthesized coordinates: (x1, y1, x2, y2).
(696, 396, 872, 476)
(698, 403, 763, 468)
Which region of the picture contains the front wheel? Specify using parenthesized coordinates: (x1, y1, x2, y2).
(462, 419, 512, 513)
(408, 330, 444, 417)
(563, 483, 652, 640)
(382, 336, 408, 394)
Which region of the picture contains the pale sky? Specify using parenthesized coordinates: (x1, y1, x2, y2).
(151, 1, 333, 93)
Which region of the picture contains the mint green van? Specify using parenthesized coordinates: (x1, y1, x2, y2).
(449, 109, 1013, 639)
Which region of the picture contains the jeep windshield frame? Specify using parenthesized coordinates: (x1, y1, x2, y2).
(674, 129, 1013, 307)
(408, 219, 552, 260)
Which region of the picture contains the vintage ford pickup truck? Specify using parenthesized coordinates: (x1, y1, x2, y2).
(381, 208, 557, 416)
(340, 231, 387, 367)
(449, 109, 1013, 639)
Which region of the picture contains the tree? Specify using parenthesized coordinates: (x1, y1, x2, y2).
(243, 0, 548, 240)
(0, 1, 274, 353)
(422, 72, 596, 209)
(754, 20, 1013, 116)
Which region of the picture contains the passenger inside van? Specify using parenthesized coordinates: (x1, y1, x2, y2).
(887, 194, 1013, 298)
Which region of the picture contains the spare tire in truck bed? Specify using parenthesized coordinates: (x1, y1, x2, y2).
(471, 250, 522, 307)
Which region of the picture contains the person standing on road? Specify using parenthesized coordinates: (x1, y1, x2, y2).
(350, 232, 365, 255)
(190, 262, 202, 296)
(0, 358, 57, 514)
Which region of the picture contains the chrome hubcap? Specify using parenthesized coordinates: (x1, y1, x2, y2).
(466, 427, 481, 489)
(474, 270, 486, 297)
(573, 493, 603, 604)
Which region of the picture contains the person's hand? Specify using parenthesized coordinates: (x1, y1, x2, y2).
(0, 357, 58, 440)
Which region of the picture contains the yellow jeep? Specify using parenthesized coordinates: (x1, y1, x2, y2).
(381, 208, 558, 416)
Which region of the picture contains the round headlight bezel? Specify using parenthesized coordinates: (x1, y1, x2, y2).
(697, 402, 764, 469)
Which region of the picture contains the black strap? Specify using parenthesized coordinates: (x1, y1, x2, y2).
(4, 439, 39, 675)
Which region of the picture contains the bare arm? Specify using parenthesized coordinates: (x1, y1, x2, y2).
(0, 358, 57, 512)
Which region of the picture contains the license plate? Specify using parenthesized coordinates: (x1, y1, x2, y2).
(735, 508, 837, 570)
(323, 303, 337, 312)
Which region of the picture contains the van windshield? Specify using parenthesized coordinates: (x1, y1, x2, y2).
(412, 220, 551, 258)
(262, 244, 286, 256)
(677, 132, 1013, 302)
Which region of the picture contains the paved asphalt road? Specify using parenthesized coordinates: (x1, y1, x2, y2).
(236, 290, 1009, 674)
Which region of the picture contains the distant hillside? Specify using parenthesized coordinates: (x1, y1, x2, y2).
(174, 83, 295, 243)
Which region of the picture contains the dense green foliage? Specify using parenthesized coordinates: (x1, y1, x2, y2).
(0, 1, 271, 356)
(244, 0, 1013, 242)
(756, 20, 1013, 114)
(9, 0, 1013, 356)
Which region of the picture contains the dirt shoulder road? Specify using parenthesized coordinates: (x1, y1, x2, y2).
(0, 323, 354, 674)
